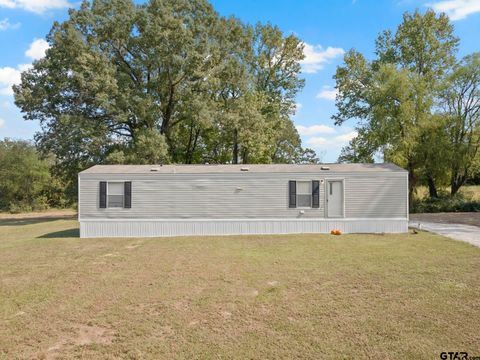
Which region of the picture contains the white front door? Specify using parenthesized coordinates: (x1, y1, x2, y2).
(327, 180, 344, 218)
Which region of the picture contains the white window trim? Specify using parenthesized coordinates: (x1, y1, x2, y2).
(296, 180, 313, 209)
(107, 181, 124, 208)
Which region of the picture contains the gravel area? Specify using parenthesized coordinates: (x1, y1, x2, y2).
(410, 212, 480, 227)
(409, 221, 480, 248)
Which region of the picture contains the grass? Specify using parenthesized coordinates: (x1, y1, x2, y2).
(1, 219, 480, 359)
(0, 208, 76, 219)
(415, 184, 480, 201)
(462, 185, 480, 201)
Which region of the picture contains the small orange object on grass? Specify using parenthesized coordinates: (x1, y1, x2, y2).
(330, 229, 342, 235)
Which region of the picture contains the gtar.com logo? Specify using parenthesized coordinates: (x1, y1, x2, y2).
(440, 352, 480, 360)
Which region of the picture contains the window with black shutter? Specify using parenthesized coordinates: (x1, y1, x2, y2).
(100, 181, 132, 208)
(289, 180, 320, 209)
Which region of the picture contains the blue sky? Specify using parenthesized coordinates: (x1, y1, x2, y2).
(0, 0, 479, 162)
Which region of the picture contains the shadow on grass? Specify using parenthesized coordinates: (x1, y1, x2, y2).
(0, 215, 76, 227)
(38, 228, 80, 239)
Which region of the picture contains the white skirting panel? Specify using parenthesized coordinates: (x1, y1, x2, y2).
(79, 218, 408, 238)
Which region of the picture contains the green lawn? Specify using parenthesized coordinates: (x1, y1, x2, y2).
(1, 218, 479, 359)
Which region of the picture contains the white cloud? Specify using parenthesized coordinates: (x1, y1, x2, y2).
(334, 131, 358, 143)
(0, 118, 4, 128)
(428, 0, 480, 20)
(0, 66, 21, 95)
(0, 40, 46, 96)
(296, 123, 357, 160)
(300, 43, 345, 73)
(316, 86, 338, 101)
(18, 63, 33, 72)
(295, 103, 303, 111)
(305, 131, 358, 148)
(0, 0, 69, 14)
(0, 18, 20, 31)
(0, 63, 31, 95)
(25, 39, 50, 60)
(306, 136, 328, 147)
(296, 124, 336, 136)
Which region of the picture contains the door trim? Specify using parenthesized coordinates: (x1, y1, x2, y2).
(325, 178, 345, 218)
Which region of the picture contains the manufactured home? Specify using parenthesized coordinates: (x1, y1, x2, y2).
(78, 164, 408, 238)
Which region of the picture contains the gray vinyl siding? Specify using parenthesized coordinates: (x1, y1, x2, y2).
(344, 175, 407, 218)
(79, 172, 408, 220)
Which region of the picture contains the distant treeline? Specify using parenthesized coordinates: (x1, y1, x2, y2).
(0, 139, 70, 212)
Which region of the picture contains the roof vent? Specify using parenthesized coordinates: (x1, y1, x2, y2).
(320, 166, 330, 170)
(240, 167, 249, 172)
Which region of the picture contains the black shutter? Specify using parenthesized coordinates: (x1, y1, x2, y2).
(312, 180, 320, 208)
(99, 181, 107, 208)
(124, 181, 132, 208)
(288, 180, 296, 208)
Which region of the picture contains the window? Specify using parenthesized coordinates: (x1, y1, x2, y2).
(107, 182, 124, 208)
(296, 181, 312, 208)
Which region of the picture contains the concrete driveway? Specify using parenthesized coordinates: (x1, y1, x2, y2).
(409, 221, 480, 248)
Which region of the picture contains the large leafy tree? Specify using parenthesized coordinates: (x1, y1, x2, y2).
(14, 0, 313, 198)
(438, 53, 480, 195)
(334, 10, 459, 204)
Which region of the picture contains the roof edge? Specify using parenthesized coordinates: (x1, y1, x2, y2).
(79, 163, 408, 174)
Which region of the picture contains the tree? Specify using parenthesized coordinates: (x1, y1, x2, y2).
(337, 129, 375, 163)
(106, 128, 170, 165)
(438, 53, 480, 196)
(333, 10, 459, 205)
(15, 0, 223, 163)
(415, 113, 451, 198)
(14, 0, 312, 200)
(0, 139, 63, 212)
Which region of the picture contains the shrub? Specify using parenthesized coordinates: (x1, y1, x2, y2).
(8, 197, 49, 213)
(412, 193, 480, 213)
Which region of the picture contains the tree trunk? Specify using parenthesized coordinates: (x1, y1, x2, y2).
(451, 183, 459, 196)
(232, 129, 239, 164)
(450, 167, 467, 197)
(450, 177, 464, 196)
(160, 84, 175, 136)
(185, 124, 194, 164)
(190, 129, 200, 164)
(242, 148, 248, 164)
(427, 176, 438, 198)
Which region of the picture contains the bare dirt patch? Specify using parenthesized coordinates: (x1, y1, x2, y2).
(125, 243, 143, 250)
(410, 212, 480, 227)
(44, 324, 114, 359)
